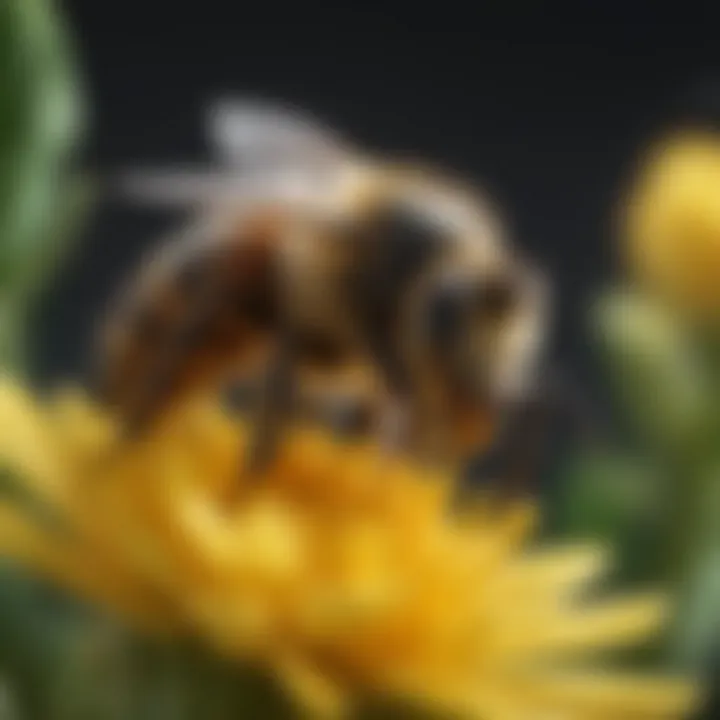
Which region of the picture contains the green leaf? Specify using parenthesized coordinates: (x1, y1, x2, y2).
(669, 542, 720, 674)
(0, 0, 88, 370)
(665, 462, 720, 673)
(554, 449, 668, 583)
(0, 563, 94, 719)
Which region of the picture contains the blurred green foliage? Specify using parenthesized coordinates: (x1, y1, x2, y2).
(555, 288, 720, 682)
(592, 291, 713, 456)
(0, 0, 89, 370)
(0, 1, 104, 717)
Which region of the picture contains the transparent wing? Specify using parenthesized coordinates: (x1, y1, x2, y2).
(111, 162, 356, 214)
(110, 99, 360, 212)
(111, 166, 245, 209)
(206, 97, 353, 172)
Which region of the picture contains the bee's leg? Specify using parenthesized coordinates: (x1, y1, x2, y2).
(495, 396, 551, 500)
(466, 376, 553, 494)
(361, 328, 417, 455)
(244, 329, 297, 478)
(223, 374, 261, 415)
(471, 370, 602, 501)
(302, 388, 376, 439)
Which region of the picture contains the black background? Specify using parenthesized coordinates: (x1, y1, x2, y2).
(39, 2, 720, 389)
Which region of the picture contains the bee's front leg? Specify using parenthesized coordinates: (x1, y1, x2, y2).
(244, 329, 297, 479)
(357, 311, 421, 458)
(482, 369, 603, 500)
(470, 380, 566, 501)
(487, 396, 550, 500)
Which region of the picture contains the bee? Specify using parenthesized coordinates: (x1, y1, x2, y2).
(94, 99, 552, 482)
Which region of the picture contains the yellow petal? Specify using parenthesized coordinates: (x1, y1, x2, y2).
(0, 375, 67, 505)
(0, 380, 700, 719)
(516, 669, 702, 717)
(497, 594, 670, 661)
(0, 503, 173, 633)
(275, 653, 349, 720)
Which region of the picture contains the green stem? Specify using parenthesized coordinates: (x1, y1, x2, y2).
(661, 440, 720, 671)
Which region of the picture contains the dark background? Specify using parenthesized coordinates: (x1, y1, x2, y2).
(40, 2, 720, 390)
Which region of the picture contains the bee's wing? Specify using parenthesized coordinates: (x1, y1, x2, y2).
(112, 163, 357, 215)
(112, 99, 363, 212)
(111, 167, 247, 209)
(206, 97, 353, 172)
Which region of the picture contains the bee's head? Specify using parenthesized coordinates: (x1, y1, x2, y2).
(419, 255, 551, 410)
(377, 168, 551, 416)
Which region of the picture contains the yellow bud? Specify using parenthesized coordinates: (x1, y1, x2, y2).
(623, 130, 720, 318)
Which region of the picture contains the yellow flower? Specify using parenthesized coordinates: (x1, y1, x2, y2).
(623, 130, 720, 318)
(0, 375, 701, 719)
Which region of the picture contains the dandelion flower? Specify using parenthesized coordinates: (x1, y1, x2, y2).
(0, 375, 701, 719)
